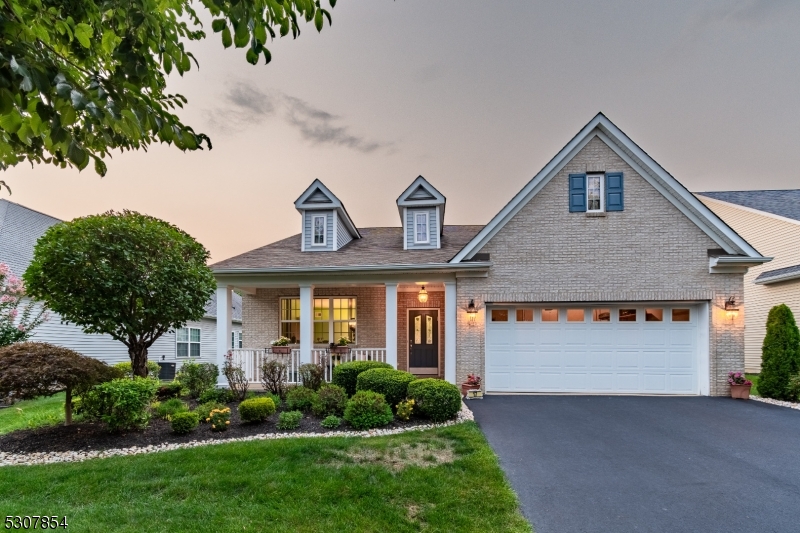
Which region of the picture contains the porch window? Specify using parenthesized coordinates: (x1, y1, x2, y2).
(314, 297, 357, 344)
(177, 327, 200, 357)
(280, 298, 301, 344)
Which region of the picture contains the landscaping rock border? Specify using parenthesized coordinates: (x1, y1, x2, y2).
(751, 395, 800, 411)
(0, 403, 474, 467)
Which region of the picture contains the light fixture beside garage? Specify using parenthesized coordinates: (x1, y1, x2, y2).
(417, 286, 429, 304)
(466, 299, 478, 325)
(724, 297, 739, 320)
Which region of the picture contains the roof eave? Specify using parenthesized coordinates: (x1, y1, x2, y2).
(212, 261, 492, 276)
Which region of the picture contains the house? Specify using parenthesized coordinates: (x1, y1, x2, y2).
(0, 199, 243, 373)
(211, 113, 770, 396)
(695, 190, 800, 372)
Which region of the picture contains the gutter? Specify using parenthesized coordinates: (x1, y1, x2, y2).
(212, 261, 492, 276)
(709, 255, 772, 274)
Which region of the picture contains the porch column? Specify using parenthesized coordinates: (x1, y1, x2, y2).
(385, 283, 398, 369)
(444, 281, 456, 384)
(299, 283, 314, 364)
(216, 284, 233, 387)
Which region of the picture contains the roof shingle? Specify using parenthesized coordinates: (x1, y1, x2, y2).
(697, 190, 800, 222)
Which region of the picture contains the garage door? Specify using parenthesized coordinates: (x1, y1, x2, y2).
(485, 305, 702, 394)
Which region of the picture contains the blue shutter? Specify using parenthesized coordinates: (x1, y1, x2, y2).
(606, 172, 624, 211)
(569, 174, 587, 212)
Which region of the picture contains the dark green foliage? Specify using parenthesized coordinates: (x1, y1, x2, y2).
(155, 398, 188, 420)
(759, 304, 800, 400)
(238, 397, 276, 423)
(299, 363, 325, 391)
(407, 379, 462, 422)
(23, 211, 216, 378)
(157, 381, 183, 400)
(320, 415, 341, 429)
(277, 410, 302, 430)
(311, 384, 347, 417)
(195, 402, 225, 423)
(265, 392, 282, 409)
(114, 361, 161, 380)
(331, 361, 392, 396)
(81, 377, 159, 431)
(344, 390, 393, 430)
(170, 411, 199, 435)
(356, 368, 416, 409)
(285, 386, 317, 412)
(786, 374, 800, 402)
(198, 387, 233, 405)
(177, 362, 219, 398)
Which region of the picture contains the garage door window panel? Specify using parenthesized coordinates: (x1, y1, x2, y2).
(567, 309, 585, 322)
(541, 309, 559, 322)
(619, 309, 637, 322)
(646, 309, 663, 322)
(672, 309, 691, 322)
(592, 309, 611, 322)
(516, 309, 533, 322)
(491, 309, 509, 322)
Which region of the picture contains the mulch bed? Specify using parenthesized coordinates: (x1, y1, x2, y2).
(0, 399, 433, 454)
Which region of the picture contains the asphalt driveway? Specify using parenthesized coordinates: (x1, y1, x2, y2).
(470, 396, 800, 533)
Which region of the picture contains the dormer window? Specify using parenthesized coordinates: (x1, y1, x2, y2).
(587, 174, 603, 212)
(414, 212, 429, 244)
(312, 215, 326, 245)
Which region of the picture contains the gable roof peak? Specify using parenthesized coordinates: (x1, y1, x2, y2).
(396, 175, 447, 228)
(294, 179, 360, 239)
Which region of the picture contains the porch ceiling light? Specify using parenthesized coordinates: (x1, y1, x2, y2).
(724, 296, 739, 320)
(466, 299, 478, 325)
(417, 286, 429, 304)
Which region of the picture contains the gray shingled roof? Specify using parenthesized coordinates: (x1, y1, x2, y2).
(697, 190, 800, 222)
(754, 263, 800, 284)
(205, 291, 243, 322)
(210, 226, 485, 270)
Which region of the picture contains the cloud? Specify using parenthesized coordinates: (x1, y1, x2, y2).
(207, 82, 390, 153)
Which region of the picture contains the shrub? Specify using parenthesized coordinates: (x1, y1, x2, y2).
(787, 373, 800, 402)
(407, 379, 461, 422)
(223, 352, 249, 401)
(286, 386, 317, 412)
(332, 360, 392, 396)
(266, 392, 282, 409)
(311, 384, 347, 417)
(114, 361, 161, 380)
(198, 387, 233, 405)
(195, 402, 225, 423)
(396, 398, 415, 421)
(760, 304, 800, 400)
(171, 411, 199, 435)
(277, 410, 302, 430)
(207, 407, 231, 432)
(260, 358, 288, 399)
(344, 390, 393, 430)
(155, 398, 188, 420)
(81, 377, 159, 431)
(176, 362, 219, 398)
(157, 381, 183, 400)
(356, 368, 416, 409)
(238, 397, 276, 423)
(299, 363, 325, 391)
(321, 415, 341, 429)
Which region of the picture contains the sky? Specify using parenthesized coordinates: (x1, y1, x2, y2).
(5, 0, 800, 262)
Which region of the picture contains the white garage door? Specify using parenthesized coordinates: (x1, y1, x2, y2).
(485, 305, 703, 394)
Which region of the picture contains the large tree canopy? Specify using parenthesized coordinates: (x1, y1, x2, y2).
(0, 0, 336, 176)
(23, 210, 216, 377)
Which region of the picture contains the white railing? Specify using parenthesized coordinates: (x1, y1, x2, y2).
(231, 348, 387, 385)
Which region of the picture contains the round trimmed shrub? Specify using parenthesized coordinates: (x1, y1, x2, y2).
(332, 360, 392, 396)
(312, 384, 348, 417)
(407, 379, 461, 422)
(238, 397, 276, 423)
(285, 386, 318, 412)
(321, 415, 341, 429)
(344, 390, 393, 430)
(277, 410, 303, 430)
(171, 411, 199, 434)
(356, 368, 416, 409)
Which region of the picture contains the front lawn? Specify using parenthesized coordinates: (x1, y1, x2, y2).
(0, 422, 530, 533)
(0, 393, 66, 435)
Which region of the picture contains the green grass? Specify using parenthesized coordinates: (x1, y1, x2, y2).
(746, 374, 760, 396)
(0, 393, 66, 435)
(0, 422, 531, 533)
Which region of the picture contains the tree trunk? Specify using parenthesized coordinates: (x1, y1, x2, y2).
(64, 386, 72, 426)
(129, 344, 150, 378)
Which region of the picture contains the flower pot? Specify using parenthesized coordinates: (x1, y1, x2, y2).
(270, 346, 292, 355)
(330, 346, 350, 354)
(461, 383, 480, 397)
(730, 384, 751, 400)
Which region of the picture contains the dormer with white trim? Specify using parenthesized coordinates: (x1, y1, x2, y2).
(295, 180, 360, 252)
(396, 176, 446, 250)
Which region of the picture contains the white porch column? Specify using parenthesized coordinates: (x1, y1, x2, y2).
(444, 281, 457, 384)
(385, 283, 398, 369)
(299, 284, 314, 364)
(215, 284, 233, 387)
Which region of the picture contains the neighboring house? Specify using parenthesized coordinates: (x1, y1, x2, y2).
(695, 190, 800, 373)
(0, 199, 242, 370)
(211, 113, 769, 396)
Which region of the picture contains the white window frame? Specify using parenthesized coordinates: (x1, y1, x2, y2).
(414, 212, 430, 244)
(231, 330, 242, 349)
(586, 173, 604, 213)
(312, 215, 327, 246)
(176, 327, 201, 357)
(313, 297, 358, 344)
(280, 297, 301, 344)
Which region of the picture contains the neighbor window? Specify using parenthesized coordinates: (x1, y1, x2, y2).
(177, 327, 201, 357)
(280, 298, 300, 343)
(645, 309, 663, 322)
(672, 309, 691, 322)
(567, 309, 585, 322)
(231, 331, 242, 349)
(593, 309, 611, 322)
(619, 309, 637, 322)
(312, 215, 326, 245)
(491, 309, 508, 322)
(541, 309, 559, 322)
(314, 297, 357, 344)
(587, 174, 603, 212)
(516, 309, 534, 322)
(414, 212, 429, 243)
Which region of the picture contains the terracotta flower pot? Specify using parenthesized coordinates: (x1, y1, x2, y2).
(730, 384, 751, 400)
(270, 346, 292, 355)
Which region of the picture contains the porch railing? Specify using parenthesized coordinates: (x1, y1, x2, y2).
(230, 348, 387, 385)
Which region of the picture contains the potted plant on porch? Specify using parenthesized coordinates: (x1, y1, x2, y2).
(330, 337, 352, 355)
(461, 374, 482, 399)
(728, 371, 753, 400)
(270, 336, 292, 355)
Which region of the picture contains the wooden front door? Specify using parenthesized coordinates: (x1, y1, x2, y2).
(408, 309, 439, 374)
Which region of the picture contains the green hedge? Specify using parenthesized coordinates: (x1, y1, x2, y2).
(81, 377, 159, 431)
(171, 411, 199, 434)
(285, 386, 317, 412)
(331, 361, 392, 396)
(238, 397, 276, 423)
(407, 379, 461, 422)
(356, 368, 416, 409)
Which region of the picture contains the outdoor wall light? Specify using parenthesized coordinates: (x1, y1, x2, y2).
(724, 296, 739, 320)
(466, 299, 478, 325)
(417, 286, 429, 304)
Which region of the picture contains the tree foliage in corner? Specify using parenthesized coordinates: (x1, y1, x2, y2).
(23, 210, 216, 377)
(0, 0, 337, 176)
(759, 304, 800, 400)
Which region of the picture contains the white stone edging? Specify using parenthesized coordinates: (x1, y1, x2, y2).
(0, 402, 475, 468)
(750, 395, 800, 411)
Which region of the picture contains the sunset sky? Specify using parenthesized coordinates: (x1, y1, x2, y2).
(5, 0, 800, 262)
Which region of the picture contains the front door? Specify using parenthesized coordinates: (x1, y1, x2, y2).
(409, 309, 439, 375)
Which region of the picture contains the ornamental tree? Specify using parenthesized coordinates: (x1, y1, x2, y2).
(759, 304, 800, 400)
(23, 210, 215, 377)
(0, 262, 47, 346)
(0, 0, 337, 176)
(0, 341, 120, 424)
